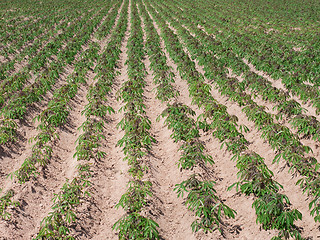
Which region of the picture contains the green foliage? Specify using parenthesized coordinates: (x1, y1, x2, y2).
(0, 119, 18, 144)
(113, 213, 159, 240)
(113, 1, 160, 238)
(34, 164, 92, 240)
(175, 174, 236, 233)
(0, 189, 20, 220)
(253, 193, 302, 239)
(145, 0, 306, 236)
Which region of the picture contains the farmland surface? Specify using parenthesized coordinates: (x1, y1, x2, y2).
(0, 0, 320, 239)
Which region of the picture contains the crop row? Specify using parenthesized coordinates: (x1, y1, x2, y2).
(112, 1, 160, 239)
(164, 0, 320, 145)
(0, 9, 81, 110)
(152, 0, 320, 224)
(0, 2, 115, 146)
(0, 1, 120, 222)
(0, 10, 81, 84)
(144, 1, 305, 238)
(172, 0, 320, 113)
(1, 10, 66, 59)
(138, 0, 239, 234)
(33, 0, 127, 238)
(14, 43, 100, 184)
(0, 0, 111, 81)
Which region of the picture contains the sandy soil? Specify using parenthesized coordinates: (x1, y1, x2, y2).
(0, 0, 319, 239)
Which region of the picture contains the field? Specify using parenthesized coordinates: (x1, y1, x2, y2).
(0, 0, 320, 239)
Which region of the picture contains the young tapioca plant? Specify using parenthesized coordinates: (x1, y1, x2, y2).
(227, 152, 302, 239)
(0, 118, 18, 144)
(0, 189, 20, 220)
(289, 115, 320, 142)
(113, 213, 160, 240)
(113, 0, 160, 238)
(13, 124, 56, 183)
(175, 174, 236, 233)
(159, 103, 214, 170)
(113, 180, 159, 240)
(74, 118, 106, 162)
(253, 193, 302, 240)
(199, 104, 248, 155)
(0, 71, 31, 109)
(229, 153, 282, 195)
(159, 103, 197, 142)
(34, 164, 92, 240)
(116, 180, 153, 213)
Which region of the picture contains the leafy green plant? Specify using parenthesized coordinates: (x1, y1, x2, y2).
(0, 119, 18, 144)
(145, 2, 305, 237)
(34, 164, 92, 240)
(113, 213, 160, 240)
(253, 193, 302, 239)
(175, 174, 236, 233)
(0, 189, 20, 220)
(113, 1, 160, 238)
